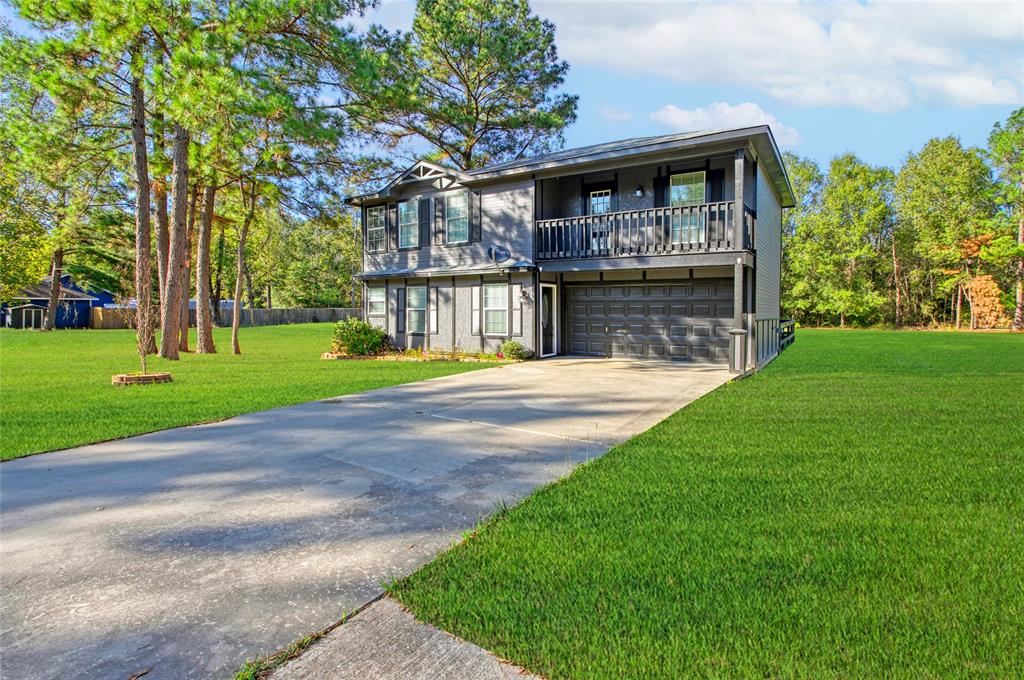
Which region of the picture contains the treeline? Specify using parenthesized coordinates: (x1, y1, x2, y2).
(0, 0, 575, 369)
(782, 110, 1023, 330)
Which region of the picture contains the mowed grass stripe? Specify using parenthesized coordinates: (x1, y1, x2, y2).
(0, 324, 490, 460)
(391, 330, 1024, 678)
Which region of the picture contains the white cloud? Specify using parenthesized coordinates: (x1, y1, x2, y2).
(600, 105, 634, 123)
(912, 73, 1020, 107)
(536, 1, 1024, 112)
(650, 102, 801, 147)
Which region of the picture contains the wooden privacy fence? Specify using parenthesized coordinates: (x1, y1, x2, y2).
(228, 307, 361, 327)
(91, 307, 361, 330)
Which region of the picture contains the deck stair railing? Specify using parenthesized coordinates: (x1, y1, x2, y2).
(779, 320, 796, 351)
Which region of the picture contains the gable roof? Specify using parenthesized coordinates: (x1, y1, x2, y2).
(14, 282, 97, 302)
(348, 161, 470, 204)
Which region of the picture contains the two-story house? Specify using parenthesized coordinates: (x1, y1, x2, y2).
(348, 125, 794, 372)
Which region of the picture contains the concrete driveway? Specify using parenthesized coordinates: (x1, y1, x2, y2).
(0, 359, 729, 680)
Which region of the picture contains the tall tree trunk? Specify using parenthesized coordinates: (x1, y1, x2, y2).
(231, 181, 258, 354)
(154, 180, 169, 311)
(891, 237, 902, 328)
(195, 183, 217, 353)
(245, 264, 256, 310)
(950, 284, 958, 329)
(179, 185, 199, 352)
(1014, 215, 1023, 332)
(130, 68, 154, 370)
(266, 283, 272, 310)
(159, 124, 189, 359)
(152, 58, 169, 318)
(213, 220, 225, 324)
(42, 246, 63, 331)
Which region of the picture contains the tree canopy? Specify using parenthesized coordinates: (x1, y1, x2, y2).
(353, 0, 578, 169)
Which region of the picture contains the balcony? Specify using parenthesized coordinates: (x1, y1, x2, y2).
(535, 202, 754, 261)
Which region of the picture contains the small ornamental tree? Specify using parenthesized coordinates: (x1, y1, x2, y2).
(966, 275, 1008, 329)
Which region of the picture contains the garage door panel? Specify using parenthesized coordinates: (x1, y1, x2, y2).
(690, 345, 711, 360)
(567, 277, 732, 362)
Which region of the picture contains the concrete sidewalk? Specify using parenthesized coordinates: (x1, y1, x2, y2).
(273, 598, 539, 680)
(0, 358, 729, 680)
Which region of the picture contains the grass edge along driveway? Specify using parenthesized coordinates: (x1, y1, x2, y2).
(0, 324, 492, 460)
(391, 329, 1024, 679)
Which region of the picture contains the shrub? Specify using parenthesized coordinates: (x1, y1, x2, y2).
(498, 340, 532, 361)
(331, 318, 393, 356)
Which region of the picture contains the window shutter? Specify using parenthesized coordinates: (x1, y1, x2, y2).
(708, 169, 725, 202)
(469, 191, 482, 243)
(433, 194, 445, 245)
(511, 284, 522, 336)
(653, 175, 669, 208)
(396, 287, 405, 334)
(471, 285, 481, 335)
(361, 207, 367, 252)
(419, 197, 431, 247)
(429, 287, 438, 334)
(386, 203, 398, 251)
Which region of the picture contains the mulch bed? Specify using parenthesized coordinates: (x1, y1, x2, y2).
(320, 352, 517, 363)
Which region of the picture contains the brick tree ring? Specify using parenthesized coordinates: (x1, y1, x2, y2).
(111, 372, 173, 386)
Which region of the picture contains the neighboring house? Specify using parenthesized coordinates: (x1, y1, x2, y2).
(2, 275, 99, 329)
(348, 126, 794, 371)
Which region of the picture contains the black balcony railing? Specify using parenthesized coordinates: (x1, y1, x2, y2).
(535, 202, 754, 260)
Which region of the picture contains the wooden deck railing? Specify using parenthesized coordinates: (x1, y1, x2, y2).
(535, 203, 754, 260)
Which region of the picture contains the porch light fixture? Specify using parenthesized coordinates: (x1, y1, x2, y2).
(635, 185, 645, 198)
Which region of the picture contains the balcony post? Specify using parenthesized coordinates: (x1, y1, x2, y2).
(733, 148, 746, 249)
(731, 257, 747, 372)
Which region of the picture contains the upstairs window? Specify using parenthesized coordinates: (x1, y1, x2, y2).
(398, 199, 419, 248)
(669, 171, 705, 207)
(366, 206, 385, 252)
(589, 189, 611, 215)
(483, 283, 508, 335)
(669, 171, 706, 243)
(445, 192, 470, 243)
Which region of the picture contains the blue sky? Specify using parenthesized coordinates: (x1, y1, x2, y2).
(5, 0, 1022, 169)
(363, 0, 1022, 168)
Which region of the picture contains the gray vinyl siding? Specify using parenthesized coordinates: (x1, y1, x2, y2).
(755, 162, 781, 321)
(363, 180, 534, 273)
(378, 272, 537, 356)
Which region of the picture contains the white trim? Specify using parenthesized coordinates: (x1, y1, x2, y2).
(366, 205, 386, 252)
(540, 283, 558, 358)
(398, 199, 419, 248)
(445, 191, 470, 244)
(483, 282, 508, 336)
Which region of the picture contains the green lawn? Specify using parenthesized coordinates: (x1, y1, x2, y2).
(391, 330, 1024, 678)
(0, 324, 490, 460)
